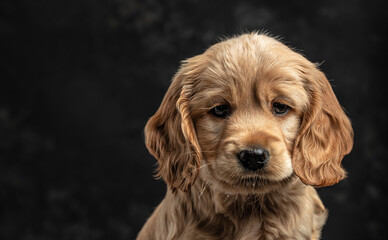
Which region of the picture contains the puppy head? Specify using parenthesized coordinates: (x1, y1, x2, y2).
(145, 33, 353, 193)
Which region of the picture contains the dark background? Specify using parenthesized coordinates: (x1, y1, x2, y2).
(1, 0, 387, 239)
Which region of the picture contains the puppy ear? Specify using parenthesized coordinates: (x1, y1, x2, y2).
(292, 66, 354, 187)
(144, 58, 203, 192)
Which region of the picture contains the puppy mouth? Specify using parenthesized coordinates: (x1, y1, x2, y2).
(214, 173, 296, 194)
(240, 174, 294, 188)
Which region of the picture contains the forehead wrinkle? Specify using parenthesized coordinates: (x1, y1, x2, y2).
(252, 62, 309, 110)
(193, 84, 231, 103)
(266, 77, 309, 111)
(190, 76, 236, 112)
(198, 62, 242, 98)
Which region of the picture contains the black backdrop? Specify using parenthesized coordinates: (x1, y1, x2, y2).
(1, 0, 387, 239)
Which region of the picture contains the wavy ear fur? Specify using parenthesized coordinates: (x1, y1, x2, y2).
(144, 56, 205, 192)
(292, 64, 354, 187)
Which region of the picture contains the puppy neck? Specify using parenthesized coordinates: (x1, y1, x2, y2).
(169, 174, 305, 220)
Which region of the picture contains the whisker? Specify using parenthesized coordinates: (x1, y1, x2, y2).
(189, 162, 213, 174)
(198, 181, 210, 200)
(176, 150, 217, 158)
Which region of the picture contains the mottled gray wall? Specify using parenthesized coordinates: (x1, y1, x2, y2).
(0, 0, 387, 239)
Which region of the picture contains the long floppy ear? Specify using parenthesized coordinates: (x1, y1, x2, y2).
(144, 57, 204, 192)
(292, 64, 354, 187)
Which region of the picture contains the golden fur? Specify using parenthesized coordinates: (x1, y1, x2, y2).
(137, 33, 353, 240)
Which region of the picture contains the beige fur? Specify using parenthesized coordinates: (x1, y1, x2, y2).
(138, 33, 353, 240)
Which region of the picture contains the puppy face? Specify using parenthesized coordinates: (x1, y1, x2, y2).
(190, 35, 310, 193)
(145, 33, 353, 193)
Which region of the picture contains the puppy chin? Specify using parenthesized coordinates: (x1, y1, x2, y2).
(212, 174, 296, 195)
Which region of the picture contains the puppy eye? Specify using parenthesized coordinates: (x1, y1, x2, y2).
(211, 105, 231, 118)
(272, 102, 290, 116)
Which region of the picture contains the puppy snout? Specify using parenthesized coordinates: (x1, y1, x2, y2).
(237, 148, 269, 171)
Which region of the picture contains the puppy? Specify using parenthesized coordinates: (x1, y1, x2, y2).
(137, 32, 353, 240)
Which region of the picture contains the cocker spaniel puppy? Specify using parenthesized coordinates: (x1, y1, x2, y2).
(137, 33, 353, 240)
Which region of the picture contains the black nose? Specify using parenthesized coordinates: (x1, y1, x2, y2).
(238, 148, 270, 171)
